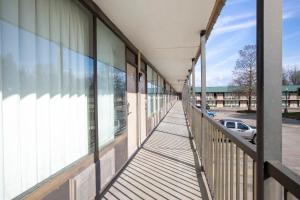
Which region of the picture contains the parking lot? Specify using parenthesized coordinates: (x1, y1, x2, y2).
(214, 110, 300, 175)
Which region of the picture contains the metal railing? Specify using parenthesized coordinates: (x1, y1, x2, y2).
(185, 102, 257, 200)
(182, 87, 300, 200)
(265, 161, 300, 200)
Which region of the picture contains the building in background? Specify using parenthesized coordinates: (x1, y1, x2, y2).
(195, 85, 300, 108)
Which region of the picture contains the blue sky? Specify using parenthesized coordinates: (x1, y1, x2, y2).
(195, 0, 300, 86)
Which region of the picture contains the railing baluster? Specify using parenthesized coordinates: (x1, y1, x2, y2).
(243, 152, 248, 200)
(217, 130, 220, 200)
(225, 137, 228, 200)
(198, 112, 201, 153)
(214, 127, 217, 198)
(284, 188, 287, 200)
(202, 118, 206, 170)
(221, 133, 224, 199)
(287, 190, 297, 200)
(230, 142, 234, 200)
(205, 119, 208, 171)
(210, 124, 214, 189)
(200, 114, 203, 167)
(236, 147, 240, 200)
(253, 161, 256, 200)
(219, 130, 222, 200)
(208, 122, 212, 188)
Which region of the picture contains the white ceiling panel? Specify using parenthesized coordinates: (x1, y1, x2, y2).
(93, 0, 218, 91)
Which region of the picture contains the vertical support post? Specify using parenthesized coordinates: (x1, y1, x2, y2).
(200, 30, 206, 168)
(137, 51, 141, 147)
(187, 75, 190, 103)
(200, 30, 206, 112)
(256, 0, 282, 199)
(93, 15, 101, 197)
(192, 58, 196, 105)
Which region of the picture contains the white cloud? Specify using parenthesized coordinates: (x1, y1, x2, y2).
(213, 20, 256, 35)
(212, 2, 298, 36)
(283, 10, 297, 20)
(284, 1, 300, 19)
(284, 30, 300, 41)
(209, 53, 238, 70)
(226, 0, 250, 6)
(195, 53, 238, 87)
(207, 30, 249, 60)
(215, 12, 255, 29)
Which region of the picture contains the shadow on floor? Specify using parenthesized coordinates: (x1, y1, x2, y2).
(100, 102, 209, 200)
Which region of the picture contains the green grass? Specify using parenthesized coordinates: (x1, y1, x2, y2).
(282, 112, 300, 120)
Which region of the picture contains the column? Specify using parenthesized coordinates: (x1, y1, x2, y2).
(200, 30, 206, 111)
(192, 58, 196, 105)
(256, 0, 282, 199)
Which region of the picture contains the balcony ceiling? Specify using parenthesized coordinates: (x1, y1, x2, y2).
(93, 0, 222, 92)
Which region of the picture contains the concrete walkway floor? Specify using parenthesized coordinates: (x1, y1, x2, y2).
(101, 101, 209, 200)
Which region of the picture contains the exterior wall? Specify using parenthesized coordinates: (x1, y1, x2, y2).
(216, 100, 224, 108)
(196, 90, 300, 108)
(289, 92, 298, 100)
(224, 100, 239, 107)
(216, 93, 224, 100)
(240, 100, 248, 108)
(240, 95, 248, 100)
(290, 100, 298, 108)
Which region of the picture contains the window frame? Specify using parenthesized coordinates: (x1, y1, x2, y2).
(226, 122, 236, 129)
(237, 122, 249, 130)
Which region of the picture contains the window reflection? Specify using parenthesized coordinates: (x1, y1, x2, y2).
(114, 67, 126, 134)
(97, 19, 126, 147)
(0, 0, 93, 199)
(147, 66, 154, 117)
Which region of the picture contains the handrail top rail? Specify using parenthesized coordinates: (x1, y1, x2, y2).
(265, 160, 300, 198)
(189, 103, 257, 160)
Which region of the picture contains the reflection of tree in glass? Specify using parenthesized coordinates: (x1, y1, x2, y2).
(113, 67, 126, 134)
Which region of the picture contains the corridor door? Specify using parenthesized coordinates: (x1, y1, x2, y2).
(127, 63, 137, 157)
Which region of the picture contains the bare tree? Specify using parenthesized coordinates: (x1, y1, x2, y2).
(282, 69, 289, 85)
(232, 45, 256, 111)
(287, 66, 300, 85)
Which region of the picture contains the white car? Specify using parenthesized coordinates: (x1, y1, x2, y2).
(219, 119, 256, 143)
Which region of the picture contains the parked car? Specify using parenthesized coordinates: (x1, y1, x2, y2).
(196, 104, 210, 110)
(219, 119, 256, 143)
(195, 105, 216, 117)
(207, 110, 216, 118)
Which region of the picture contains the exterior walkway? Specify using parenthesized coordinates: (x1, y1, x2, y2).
(101, 102, 209, 200)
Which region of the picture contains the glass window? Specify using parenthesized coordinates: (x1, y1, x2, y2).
(166, 83, 170, 103)
(159, 76, 163, 109)
(0, 0, 93, 198)
(152, 70, 157, 114)
(226, 122, 236, 129)
(97, 19, 126, 147)
(147, 65, 153, 117)
(238, 123, 249, 130)
(157, 75, 161, 110)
